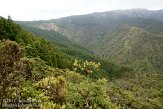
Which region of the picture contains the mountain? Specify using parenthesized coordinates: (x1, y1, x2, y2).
(1, 16, 132, 80)
(0, 16, 124, 109)
(18, 22, 132, 79)
(18, 9, 163, 72)
(1, 14, 163, 109)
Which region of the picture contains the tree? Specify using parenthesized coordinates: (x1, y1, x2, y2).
(0, 17, 20, 41)
(36, 76, 67, 105)
(0, 40, 21, 108)
(73, 59, 100, 77)
(72, 60, 119, 109)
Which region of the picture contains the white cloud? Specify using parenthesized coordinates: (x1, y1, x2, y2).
(0, 0, 162, 21)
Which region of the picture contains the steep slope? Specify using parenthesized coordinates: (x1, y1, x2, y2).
(0, 17, 126, 109)
(18, 23, 92, 56)
(17, 22, 132, 79)
(100, 25, 163, 72)
(17, 9, 163, 72)
(56, 24, 163, 73)
(1, 15, 162, 109)
(0, 16, 73, 69)
(0, 16, 132, 80)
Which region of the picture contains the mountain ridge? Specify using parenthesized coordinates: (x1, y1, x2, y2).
(0, 11, 163, 109)
(17, 9, 163, 72)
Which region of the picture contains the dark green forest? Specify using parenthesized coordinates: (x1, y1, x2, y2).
(0, 16, 162, 109)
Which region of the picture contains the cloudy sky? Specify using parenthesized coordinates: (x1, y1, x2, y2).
(0, 0, 163, 21)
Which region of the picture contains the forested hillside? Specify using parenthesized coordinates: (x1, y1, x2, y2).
(20, 9, 163, 72)
(18, 21, 133, 79)
(0, 13, 162, 109)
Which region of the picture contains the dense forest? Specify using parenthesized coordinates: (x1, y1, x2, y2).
(0, 16, 162, 109)
(21, 9, 163, 73)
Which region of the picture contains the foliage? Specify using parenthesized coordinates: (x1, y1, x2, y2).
(21, 10, 163, 72)
(73, 59, 100, 76)
(108, 72, 163, 109)
(0, 40, 21, 108)
(36, 76, 67, 104)
(0, 17, 162, 109)
(0, 17, 20, 40)
(18, 22, 133, 79)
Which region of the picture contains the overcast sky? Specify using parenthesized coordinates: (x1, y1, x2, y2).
(0, 0, 163, 21)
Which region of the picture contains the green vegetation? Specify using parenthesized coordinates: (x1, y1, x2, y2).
(0, 15, 162, 109)
(20, 9, 163, 73)
(18, 21, 132, 79)
(109, 72, 163, 109)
